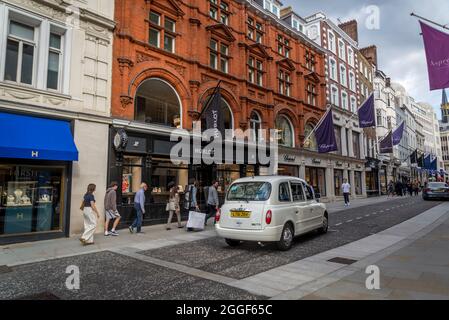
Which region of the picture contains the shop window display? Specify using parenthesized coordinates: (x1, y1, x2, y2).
(0, 165, 64, 236)
(334, 169, 344, 196)
(305, 167, 326, 197)
(121, 156, 143, 204)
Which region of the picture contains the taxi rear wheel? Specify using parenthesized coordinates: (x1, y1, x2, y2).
(225, 239, 242, 247)
(277, 223, 294, 251)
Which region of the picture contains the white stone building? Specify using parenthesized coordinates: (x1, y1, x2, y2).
(0, 0, 114, 244)
(413, 102, 443, 170)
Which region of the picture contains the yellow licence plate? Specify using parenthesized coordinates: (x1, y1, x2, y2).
(230, 211, 251, 218)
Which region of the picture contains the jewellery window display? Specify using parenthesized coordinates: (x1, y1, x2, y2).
(3, 181, 36, 234)
(151, 158, 188, 204)
(0, 165, 64, 236)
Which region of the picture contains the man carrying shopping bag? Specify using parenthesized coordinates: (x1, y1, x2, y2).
(185, 179, 204, 231)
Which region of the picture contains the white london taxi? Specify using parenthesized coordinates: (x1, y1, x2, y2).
(215, 176, 328, 251)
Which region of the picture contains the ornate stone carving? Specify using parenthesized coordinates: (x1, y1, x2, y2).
(118, 57, 134, 76)
(188, 109, 201, 120)
(120, 95, 133, 109)
(136, 52, 159, 64)
(239, 122, 248, 130)
(166, 62, 186, 76)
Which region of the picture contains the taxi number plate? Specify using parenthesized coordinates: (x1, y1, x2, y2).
(230, 211, 251, 218)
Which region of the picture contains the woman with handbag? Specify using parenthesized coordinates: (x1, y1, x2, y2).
(80, 183, 100, 245)
(166, 183, 182, 230)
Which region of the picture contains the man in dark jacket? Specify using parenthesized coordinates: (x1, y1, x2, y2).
(104, 182, 121, 236)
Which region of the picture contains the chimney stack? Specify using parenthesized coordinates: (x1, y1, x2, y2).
(360, 45, 378, 67)
(338, 20, 358, 42)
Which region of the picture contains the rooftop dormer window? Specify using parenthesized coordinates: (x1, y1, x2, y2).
(263, 0, 280, 18)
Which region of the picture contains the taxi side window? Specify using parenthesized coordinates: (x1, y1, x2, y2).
(302, 182, 314, 200)
(279, 182, 292, 202)
(291, 182, 305, 202)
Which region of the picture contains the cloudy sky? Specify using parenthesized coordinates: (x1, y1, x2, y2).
(281, 0, 449, 118)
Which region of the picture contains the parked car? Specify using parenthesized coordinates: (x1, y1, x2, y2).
(422, 182, 449, 200)
(215, 176, 328, 251)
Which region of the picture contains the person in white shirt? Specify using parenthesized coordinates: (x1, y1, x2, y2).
(342, 179, 351, 206)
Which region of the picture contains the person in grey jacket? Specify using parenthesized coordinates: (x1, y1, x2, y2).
(205, 180, 219, 226)
(184, 178, 199, 211)
(104, 182, 121, 236)
(129, 183, 147, 234)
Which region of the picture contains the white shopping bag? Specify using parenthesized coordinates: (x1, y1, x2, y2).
(186, 211, 206, 230)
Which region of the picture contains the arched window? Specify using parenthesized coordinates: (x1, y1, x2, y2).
(250, 111, 262, 142)
(201, 94, 233, 130)
(135, 78, 181, 128)
(304, 123, 317, 151)
(275, 114, 294, 147)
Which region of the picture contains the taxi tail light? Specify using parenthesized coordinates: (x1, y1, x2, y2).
(266, 210, 272, 225)
(215, 208, 221, 223)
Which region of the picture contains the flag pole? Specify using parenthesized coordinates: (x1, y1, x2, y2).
(410, 13, 449, 31)
(302, 104, 332, 145)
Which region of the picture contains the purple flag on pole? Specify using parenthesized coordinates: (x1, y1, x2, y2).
(358, 94, 375, 128)
(420, 21, 449, 90)
(315, 109, 338, 153)
(393, 121, 405, 146)
(379, 131, 393, 154)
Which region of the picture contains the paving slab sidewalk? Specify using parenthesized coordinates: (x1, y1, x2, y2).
(300, 209, 449, 300)
(0, 195, 420, 267)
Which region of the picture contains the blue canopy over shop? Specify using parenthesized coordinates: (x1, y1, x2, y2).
(0, 112, 78, 161)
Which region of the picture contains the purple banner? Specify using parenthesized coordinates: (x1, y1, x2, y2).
(358, 94, 375, 128)
(379, 131, 393, 154)
(420, 21, 449, 90)
(315, 109, 338, 153)
(393, 121, 405, 146)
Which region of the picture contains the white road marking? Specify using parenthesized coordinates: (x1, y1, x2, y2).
(347, 219, 353, 223)
(356, 217, 362, 220)
(335, 223, 343, 226)
(365, 214, 370, 217)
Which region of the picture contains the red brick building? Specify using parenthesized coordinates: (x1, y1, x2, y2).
(112, 0, 326, 142)
(109, 0, 327, 224)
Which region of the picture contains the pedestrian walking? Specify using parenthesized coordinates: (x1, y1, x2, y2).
(407, 182, 413, 196)
(395, 181, 403, 197)
(342, 179, 351, 207)
(80, 184, 100, 246)
(387, 180, 395, 197)
(129, 183, 147, 234)
(205, 180, 219, 225)
(184, 178, 199, 212)
(104, 181, 121, 236)
(166, 183, 182, 230)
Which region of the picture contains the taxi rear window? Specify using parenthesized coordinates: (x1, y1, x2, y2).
(227, 182, 272, 201)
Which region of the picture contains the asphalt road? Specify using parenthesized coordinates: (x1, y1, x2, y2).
(140, 196, 441, 279)
(0, 196, 441, 300)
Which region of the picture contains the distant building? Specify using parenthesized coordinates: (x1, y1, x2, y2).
(439, 90, 449, 172)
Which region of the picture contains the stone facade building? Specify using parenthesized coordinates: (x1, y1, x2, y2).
(0, 0, 115, 244)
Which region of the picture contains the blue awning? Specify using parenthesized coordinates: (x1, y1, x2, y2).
(0, 112, 78, 161)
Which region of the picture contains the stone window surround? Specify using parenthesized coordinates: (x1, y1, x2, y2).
(0, 5, 71, 95)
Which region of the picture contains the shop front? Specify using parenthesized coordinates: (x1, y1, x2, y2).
(0, 112, 78, 244)
(108, 127, 266, 227)
(305, 166, 326, 198)
(365, 157, 380, 197)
